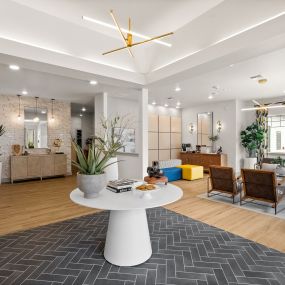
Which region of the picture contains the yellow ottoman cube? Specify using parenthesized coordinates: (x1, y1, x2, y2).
(177, 165, 204, 180)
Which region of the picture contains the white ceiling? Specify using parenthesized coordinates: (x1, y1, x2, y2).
(0, 0, 285, 108)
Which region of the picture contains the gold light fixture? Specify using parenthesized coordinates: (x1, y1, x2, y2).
(17, 94, 21, 120)
(51, 99, 55, 122)
(102, 10, 173, 56)
(33, 96, 39, 122)
(258, 78, 268, 84)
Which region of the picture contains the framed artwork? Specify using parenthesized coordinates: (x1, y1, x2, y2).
(115, 128, 136, 154)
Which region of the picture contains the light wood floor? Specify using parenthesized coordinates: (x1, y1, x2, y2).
(1, 176, 285, 253)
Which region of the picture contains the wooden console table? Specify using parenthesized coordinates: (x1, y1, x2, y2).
(180, 152, 227, 172)
(11, 154, 67, 183)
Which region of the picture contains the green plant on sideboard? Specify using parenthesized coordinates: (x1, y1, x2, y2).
(240, 122, 266, 158)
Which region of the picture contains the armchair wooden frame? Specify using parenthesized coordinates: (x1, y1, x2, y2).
(207, 166, 240, 204)
(240, 169, 285, 215)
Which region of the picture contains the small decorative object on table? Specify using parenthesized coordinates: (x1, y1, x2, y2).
(208, 135, 219, 153)
(12, 144, 22, 156)
(147, 161, 164, 178)
(107, 179, 137, 193)
(53, 138, 63, 153)
(217, 146, 223, 154)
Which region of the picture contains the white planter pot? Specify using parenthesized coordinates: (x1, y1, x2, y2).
(0, 162, 2, 185)
(243, 157, 257, 169)
(77, 173, 106, 199)
(105, 157, 119, 182)
(277, 166, 285, 176)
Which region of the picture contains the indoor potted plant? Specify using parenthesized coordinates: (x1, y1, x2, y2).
(72, 116, 126, 198)
(0, 124, 6, 184)
(240, 122, 265, 168)
(272, 156, 285, 176)
(208, 135, 219, 153)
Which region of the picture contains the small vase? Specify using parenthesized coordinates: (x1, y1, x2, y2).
(105, 156, 119, 182)
(212, 142, 216, 153)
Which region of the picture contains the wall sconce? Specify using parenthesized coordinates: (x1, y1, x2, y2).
(217, 120, 222, 133)
(189, 123, 194, 134)
(51, 99, 55, 122)
(17, 94, 21, 120)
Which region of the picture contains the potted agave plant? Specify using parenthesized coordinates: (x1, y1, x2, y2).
(0, 124, 6, 184)
(72, 116, 127, 198)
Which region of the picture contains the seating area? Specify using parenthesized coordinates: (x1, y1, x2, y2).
(1, 1, 285, 284)
(207, 166, 285, 215)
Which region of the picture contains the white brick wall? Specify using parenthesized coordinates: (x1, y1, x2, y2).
(0, 95, 71, 181)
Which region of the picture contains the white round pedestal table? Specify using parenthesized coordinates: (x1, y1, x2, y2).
(70, 184, 183, 266)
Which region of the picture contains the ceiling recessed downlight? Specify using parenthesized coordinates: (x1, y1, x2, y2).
(82, 107, 86, 112)
(22, 90, 28, 95)
(89, 80, 98, 85)
(151, 101, 156, 105)
(176, 101, 181, 106)
(208, 95, 214, 100)
(9, 64, 20, 70)
(175, 87, 181, 92)
(79, 113, 83, 117)
(164, 103, 169, 107)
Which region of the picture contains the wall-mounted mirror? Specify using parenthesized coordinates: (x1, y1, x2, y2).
(197, 112, 213, 147)
(24, 107, 48, 148)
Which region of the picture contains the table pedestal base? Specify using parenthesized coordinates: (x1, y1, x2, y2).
(104, 209, 152, 266)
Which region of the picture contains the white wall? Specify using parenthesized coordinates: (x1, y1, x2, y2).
(107, 96, 142, 179)
(182, 100, 237, 169)
(148, 105, 182, 117)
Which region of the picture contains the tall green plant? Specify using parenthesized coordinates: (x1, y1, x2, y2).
(240, 122, 266, 157)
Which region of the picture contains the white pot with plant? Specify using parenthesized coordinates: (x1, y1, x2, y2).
(208, 135, 219, 153)
(72, 117, 126, 199)
(240, 122, 265, 169)
(272, 156, 285, 176)
(0, 124, 6, 184)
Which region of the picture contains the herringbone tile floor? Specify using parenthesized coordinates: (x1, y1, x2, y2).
(0, 207, 285, 285)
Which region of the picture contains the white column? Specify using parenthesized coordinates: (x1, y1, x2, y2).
(94, 92, 108, 133)
(139, 88, 148, 178)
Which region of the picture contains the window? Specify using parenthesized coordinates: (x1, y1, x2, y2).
(267, 115, 285, 153)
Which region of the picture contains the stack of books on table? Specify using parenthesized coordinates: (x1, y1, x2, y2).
(107, 179, 137, 193)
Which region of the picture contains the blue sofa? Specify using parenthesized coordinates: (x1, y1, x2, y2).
(155, 159, 182, 182)
(161, 167, 182, 182)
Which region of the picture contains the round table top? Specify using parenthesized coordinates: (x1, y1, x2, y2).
(70, 183, 183, 211)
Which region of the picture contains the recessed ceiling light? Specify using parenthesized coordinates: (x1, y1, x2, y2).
(175, 87, 181, 92)
(22, 90, 28, 95)
(208, 95, 214, 100)
(9, 64, 20, 70)
(41, 110, 46, 114)
(82, 107, 86, 112)
(89, 80, 98, 85)
(176, 101, 181, 106)
(151, 101, 156, 105)
(176, 106, 181, 109)
(164, 103, 169, 107)
(79, 113, 83, 117)
(229, 64, 234, 67)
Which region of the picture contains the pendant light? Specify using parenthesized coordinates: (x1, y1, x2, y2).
(51, 99, 55, 122)
(33, 96, 39, 122)
(17, 94, 21, 120)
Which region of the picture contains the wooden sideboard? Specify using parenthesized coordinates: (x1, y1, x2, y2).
(180, 152, 227, 171)
(11, 154, 67, 183)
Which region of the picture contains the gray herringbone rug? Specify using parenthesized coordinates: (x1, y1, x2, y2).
(0, 208, 285, 285)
